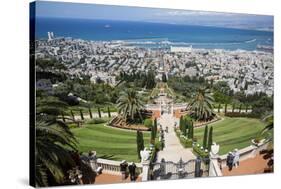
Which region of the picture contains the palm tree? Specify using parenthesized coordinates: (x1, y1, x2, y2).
(36, 96, 77, 186)
(35, 120, 77, 186)
(189, 88, 214, 121)
(117, 88, 144, 122)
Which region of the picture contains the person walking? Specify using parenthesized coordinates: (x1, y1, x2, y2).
(120, 160, 128, 180)
(233, 149, 240, 168)
(128, 162, 137, 181)
(226, 152, 234, 171)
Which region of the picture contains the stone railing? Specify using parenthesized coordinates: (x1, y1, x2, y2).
(219, 140, 269, 168)
(141, 160, 150, 181)
(96, 158, 142, 175)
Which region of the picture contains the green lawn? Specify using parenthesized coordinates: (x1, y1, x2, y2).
(71, 123, 150, 162)
(194, 117, 265, 155)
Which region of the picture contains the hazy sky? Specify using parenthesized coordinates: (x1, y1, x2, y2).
(34, 1, 273, 31)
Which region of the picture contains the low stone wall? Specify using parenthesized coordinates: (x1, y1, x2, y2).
(219, 140, 269, 168)
(96, 158, 142, 176)
(108, 116, 149, 131)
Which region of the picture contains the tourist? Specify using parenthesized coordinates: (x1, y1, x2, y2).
(165, 126, 168, 133)
(195, 157, 202, 177)
(233, 149, 240, 168)
(226, 152, 234, 171)
(120, 160, 128, 180)
(161, 138, 165, 149)
(128, 162, 137, 181)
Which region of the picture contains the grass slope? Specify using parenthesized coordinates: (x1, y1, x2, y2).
(194, 117, 265, 155)
(71, 124, 150, 162)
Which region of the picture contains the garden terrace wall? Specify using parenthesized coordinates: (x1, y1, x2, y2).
(109, 116, 150, 131)
(194, 116, 221, 128)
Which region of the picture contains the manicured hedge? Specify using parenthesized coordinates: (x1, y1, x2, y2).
(175, 130, 193, 148)
(225, 112, 259, 118)
(193, 144, 209, 158)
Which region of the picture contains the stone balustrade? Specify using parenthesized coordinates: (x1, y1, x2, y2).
(96, 158, 142, 175)
(219, 140, 269, 168)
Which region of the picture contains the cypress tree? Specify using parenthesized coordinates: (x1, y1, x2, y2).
(62, 111, 65, 122)
(183, 120, 187, 136)
(88, 107, 93, 119)
(207, 126, 213, 151)
(191, 121, 194, 139)
(70, 110, 75, 121)
(150, 124, 156, 144)
(136, 130, 144, 159)
(179, 116, 183, 132)
(218, 104, 221, 113)
(224, 104, 228, 114)
(188, 121, 194, 139)
(107, 107, 111, 117)
(98, 107, 101, 118)
(154, 119, 157, 138)
(239, 104, 242, 113)
(203, 125, 208, 149)
(80, 109, 84, 120)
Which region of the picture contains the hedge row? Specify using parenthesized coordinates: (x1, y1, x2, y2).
(193, 144, 209, 158)
(225, 112, 260, 118)
(175, 130, 193, 148)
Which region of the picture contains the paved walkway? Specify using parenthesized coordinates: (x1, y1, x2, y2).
(222, 154, 270, 176)
(156, 113, 196, 162)
(94, 173, 141, 184)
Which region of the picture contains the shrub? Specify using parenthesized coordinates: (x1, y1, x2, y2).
(144, 118, 153, 129)
(193, 144, 209, 158)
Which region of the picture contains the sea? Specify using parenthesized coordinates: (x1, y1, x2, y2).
(35, 17, 273, 51)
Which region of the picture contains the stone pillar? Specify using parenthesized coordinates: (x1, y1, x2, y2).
(209, 143, 222, 177)
(141, 160, 150, 181)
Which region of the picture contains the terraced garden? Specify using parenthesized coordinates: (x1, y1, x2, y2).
(71, 123, 150, 162)
(194, 117, 266, 155)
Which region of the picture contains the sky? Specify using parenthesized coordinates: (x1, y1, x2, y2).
(34, 1, 273, 31)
